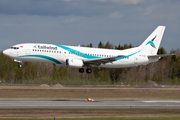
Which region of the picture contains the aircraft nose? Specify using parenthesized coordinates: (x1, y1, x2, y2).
(3, 49, 10, 57)
(3, 49, 8, 56)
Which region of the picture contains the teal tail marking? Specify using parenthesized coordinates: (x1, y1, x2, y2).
(55, 45, 101, 59)
(146, 41, 156, 49)
(18, 55, 61, 64)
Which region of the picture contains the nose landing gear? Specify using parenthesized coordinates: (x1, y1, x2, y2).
(18, 64, 23, 68)
(13, 59, 23, 68)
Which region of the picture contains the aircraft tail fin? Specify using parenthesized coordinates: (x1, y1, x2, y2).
(139, 26, 166, 55)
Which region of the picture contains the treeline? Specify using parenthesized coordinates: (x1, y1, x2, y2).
(0, 41, 180, 85)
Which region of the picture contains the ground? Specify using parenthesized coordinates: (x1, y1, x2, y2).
(0, 86, 180, 99)
(0, 85, 180, 119)
(0, 109, 180, 118)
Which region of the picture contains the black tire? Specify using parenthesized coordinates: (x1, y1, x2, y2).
(79, 68, 84, 73)
(86, 68, 92, 74)
(18, 64, 23, 68)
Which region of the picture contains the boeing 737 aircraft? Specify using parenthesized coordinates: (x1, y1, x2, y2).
(3, 26, 170, 74)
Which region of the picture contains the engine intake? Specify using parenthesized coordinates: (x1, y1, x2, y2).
(66, 59, 84, 68)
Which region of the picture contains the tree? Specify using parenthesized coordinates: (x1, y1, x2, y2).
(87, 43, 93, 48)
(14, 67, 23, 84)
(158, 47, 167, 54)
(52, 66, 58, 81)
(129, 44, 132, 48)
(89, 43, 93, 48)
(115, 44, 121, 50)
(124, 44, 128, 49)
(98, 41, 104, 48)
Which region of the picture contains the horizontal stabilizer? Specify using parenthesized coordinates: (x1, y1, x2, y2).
(148, 54, 175, 58)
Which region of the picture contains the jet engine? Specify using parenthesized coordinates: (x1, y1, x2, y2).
(66, 59, 84, 68)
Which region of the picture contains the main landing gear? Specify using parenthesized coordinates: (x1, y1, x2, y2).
(79, 68, 84, 73)
(79, 68, 92, 74)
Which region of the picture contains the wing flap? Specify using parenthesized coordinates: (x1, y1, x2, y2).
(83, 55, 123, 66)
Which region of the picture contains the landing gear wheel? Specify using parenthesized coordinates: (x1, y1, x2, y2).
(86, 68, 92, 74)
(18, 64, 23, 68)
(79, 68, 84, 73)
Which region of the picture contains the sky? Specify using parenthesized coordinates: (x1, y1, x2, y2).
(0, 0, 180, 52)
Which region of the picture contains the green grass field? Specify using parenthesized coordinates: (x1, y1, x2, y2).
(1, 117, 180, 120)
(0, 109, 179, 119)
(0, 87, 180, 99)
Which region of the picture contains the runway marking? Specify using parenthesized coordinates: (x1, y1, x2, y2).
(142, 100, 180, 103)
(1, 100, 180, 109)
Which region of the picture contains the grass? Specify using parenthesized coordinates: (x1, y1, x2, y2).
(0, 109, 180, 119)
(0, 87, 180, 99)
(1, 117, 180, 120)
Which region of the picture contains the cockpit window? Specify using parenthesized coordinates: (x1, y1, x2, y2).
(10, 47, 19, 50)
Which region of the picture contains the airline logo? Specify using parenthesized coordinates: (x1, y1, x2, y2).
(38, 45, 57, 50)
(146, 36, 157, 49)
(33, 45, 57, 50)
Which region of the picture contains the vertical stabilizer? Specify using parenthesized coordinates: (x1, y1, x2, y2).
(140, 26, 166, 55)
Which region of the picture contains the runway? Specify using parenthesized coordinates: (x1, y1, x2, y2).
(0, 99, 180, 109)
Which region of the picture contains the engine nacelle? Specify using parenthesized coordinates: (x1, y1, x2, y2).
(66, 59, 84, 68)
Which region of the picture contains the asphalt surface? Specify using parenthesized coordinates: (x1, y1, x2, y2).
(0, 99, 180, 109)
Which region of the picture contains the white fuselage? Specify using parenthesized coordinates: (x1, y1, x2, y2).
(3, 43, 151, 68)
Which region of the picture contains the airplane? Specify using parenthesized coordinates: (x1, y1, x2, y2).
(3, 26, 171, 74)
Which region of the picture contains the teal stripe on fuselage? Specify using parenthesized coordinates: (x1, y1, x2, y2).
(55, 45, 142, 61)
(18, 55, 61, 64)
(55, 45, 101, 59)
(115, 50, 141, 60)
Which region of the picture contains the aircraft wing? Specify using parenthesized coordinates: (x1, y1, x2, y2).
(83, 55, 123, 66)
